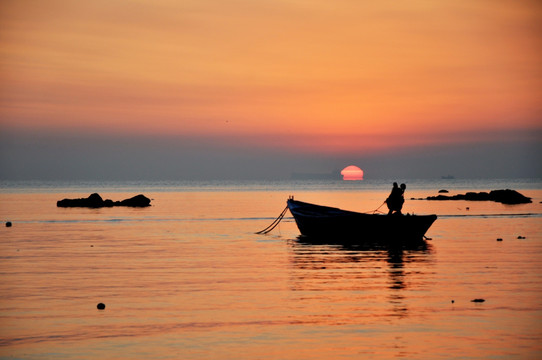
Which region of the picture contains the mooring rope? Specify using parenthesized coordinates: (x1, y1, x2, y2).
(256, 200, 387, 235)
(371, 201, 386, 214)
(255, 205, 289, 234)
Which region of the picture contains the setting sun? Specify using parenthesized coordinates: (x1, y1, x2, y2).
(341, 165, 364, 181)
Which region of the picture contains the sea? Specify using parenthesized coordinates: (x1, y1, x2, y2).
(1, 178, 541, 359)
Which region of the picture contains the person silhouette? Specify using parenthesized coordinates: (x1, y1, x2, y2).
(386, 182, 399, 214)
(397, 183, 406, 214)
(386, 182, 406, 215)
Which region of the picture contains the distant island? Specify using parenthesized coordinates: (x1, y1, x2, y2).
(57, 193, 151, 208)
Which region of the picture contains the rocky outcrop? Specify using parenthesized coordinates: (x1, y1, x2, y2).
(426, 189, 531, 205)
(116, 194, 151, 207)
(57, 193, 151, 208)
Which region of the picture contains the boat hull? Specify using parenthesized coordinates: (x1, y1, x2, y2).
(287, 199, 437, 243)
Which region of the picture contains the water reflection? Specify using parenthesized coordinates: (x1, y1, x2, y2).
(287, 237, 434, 320)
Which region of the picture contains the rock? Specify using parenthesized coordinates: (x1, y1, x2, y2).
(117, 194, 151, 207)
(103, 199, 115, 207)
(57, 193, 151, 208)
(426, 189, 531, 204)
(517, 236, 526, 239)
(57, 193, 105, 208)
(427, 195, 451, 201)
(497, 238, 503, 241)
(5, 221, 12, 227)
(97, 303, 106, 310)
(471, 299, 485, 303)
(488, 189, 532, 205)
(466, 191, 491, 201)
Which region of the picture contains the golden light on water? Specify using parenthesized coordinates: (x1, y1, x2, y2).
(1, 187, 541, 358)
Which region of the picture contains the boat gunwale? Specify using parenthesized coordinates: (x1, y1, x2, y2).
(287, 199, 437, 219)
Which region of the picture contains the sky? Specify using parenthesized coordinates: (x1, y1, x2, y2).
(1, 0, 541, 180)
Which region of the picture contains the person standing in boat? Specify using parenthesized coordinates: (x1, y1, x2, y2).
(386, 182, 406, 215)
(398, 183, 406, 213)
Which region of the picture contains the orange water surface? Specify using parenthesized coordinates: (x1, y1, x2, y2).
(0, 183, 541, 359)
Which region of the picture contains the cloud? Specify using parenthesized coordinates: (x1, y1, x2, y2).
(1, 0, 541, 139)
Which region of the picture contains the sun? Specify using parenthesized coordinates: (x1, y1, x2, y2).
(341, 165, 364, 180)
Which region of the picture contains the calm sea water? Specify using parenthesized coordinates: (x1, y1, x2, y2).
(1, 179, 541, 359)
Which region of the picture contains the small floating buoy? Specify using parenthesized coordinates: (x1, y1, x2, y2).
(5, 221, 12, 227)
(496, 238, 503, 241)
(451, 300, 455, 304)
(471, 298, 485, 303)
(97, 303, 106, 310)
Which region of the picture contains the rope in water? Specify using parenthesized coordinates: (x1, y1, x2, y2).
(255, 205, 289, 234)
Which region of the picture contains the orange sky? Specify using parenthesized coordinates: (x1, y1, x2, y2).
(1, 0, 541, 154)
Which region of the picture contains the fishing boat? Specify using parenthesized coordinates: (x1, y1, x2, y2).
(287, 198, 437, 243)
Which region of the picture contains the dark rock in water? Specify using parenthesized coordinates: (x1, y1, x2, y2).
(57, 193, 105, 208)
(57, 193, 151, 208)
(471, 298, 485, 303)
(488, 189, 531, 205)
(118, 194, 151, 207)
(103, 199, 115, 207)
(438, 189, 449, 193)
(97, 303, 106, 310)
(469, 191, 491, 200)
(426, 189, 531, 204)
